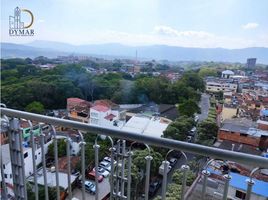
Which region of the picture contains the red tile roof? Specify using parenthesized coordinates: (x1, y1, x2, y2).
(91, 105, 110, 112)
(67, 98, 85, 103)
(104, 114, 116, 120)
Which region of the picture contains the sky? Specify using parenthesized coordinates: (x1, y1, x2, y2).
(1, 0, 268, 49)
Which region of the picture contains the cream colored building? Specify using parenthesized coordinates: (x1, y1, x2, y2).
(206, 81, 237, 93)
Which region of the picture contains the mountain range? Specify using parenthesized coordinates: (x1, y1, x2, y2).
(1, 40, 268, 64)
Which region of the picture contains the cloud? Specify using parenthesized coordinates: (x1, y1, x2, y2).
(241, 23, 259, 30)
(37, 19, 45, 23)
(154, 25, 214, 38)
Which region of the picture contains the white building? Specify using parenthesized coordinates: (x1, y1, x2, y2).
(221, 70, 234, 79)
(121, 114, 171, 138)
(206, 81, 237, 93)
(90, 105, 126, 129)
(0, 141, 52, 188)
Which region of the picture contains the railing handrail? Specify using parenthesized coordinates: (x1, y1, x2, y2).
(1, 107, 268, 168)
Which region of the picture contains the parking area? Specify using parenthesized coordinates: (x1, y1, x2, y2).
(72, 178, 110, 200)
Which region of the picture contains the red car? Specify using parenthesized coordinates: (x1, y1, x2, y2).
(87, 171, 104, 183)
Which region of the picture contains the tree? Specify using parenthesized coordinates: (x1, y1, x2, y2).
(197, 120, 218, 145)
(163, 116, 194, 141)
(178, 99, 200, 117)
(154, 183, 182, 200)
(47, 139, 67, 158)
(172, 169, 196, 186)
(25, 101, 45, 114)
(27, 184, 58, 200)
(198, 67, 217, 78)
(132, 149, 163, 176)
(181, 71, 205, 92)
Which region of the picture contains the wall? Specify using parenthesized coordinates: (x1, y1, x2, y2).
(228, 186, 266, 200)
(218, 130, 260, 147)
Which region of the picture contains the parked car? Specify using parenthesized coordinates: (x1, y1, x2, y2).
(103, 156, 117, 165)
(149, 179, 162, 197)
(194, 115, 199, 123)
(93, 166, 110, 177)
(169, 158, 177, 167)
(87, 170, 104, 183)
(100, 161, 111, 171)
(84, 181, 96, 194)
(159, 163, 172, 175)
(189, 127, 197, 136)
(103, 156, 112, 163)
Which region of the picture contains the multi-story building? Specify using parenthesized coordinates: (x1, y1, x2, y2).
(206, 81, 237, 93)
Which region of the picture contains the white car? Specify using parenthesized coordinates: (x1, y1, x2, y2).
(93, 166, 110, 178)
(103, 157, 117, 165)
(100, 161, 111, 171)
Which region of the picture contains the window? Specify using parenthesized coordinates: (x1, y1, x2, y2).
(24, 152, 28, 158)
(235, 190, 246, 199)
(240, 133, 248, 137)
(35, 155, 37, 160)
(3, 164, 5, 169)
(91, 112, 98, 118)
(10, 174, 12, 178)
(4, 174, 7, 178)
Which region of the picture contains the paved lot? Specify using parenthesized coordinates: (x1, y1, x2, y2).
(72, 178, 110, 200)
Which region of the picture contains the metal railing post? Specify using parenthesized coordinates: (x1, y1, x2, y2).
(245, 167, 260, 200)
(52, 129, 60, 200)
(115, 140, 121, 197)
(126, 151, 133, 200)
(245, 179, 254, 200)
(8, 118, 28, 200)
(66, 137, 72, 199)
(180, 165, 190, 200)
(120, 140, 126, 197)
(40, 133, 49, 200)
(93, 143, 100, 200)
(144, 155, 153, 200)
(1, 115, 9, 200)
(201, 170, 210, 200)
(110, 146, 116, 200)
(222, 174, 232, 200)
(29, 121, 39, 200)
(77, 131, 86, 200)
(161, 160, 170, 200)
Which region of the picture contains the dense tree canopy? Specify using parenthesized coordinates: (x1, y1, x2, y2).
(163, 116, 195, 141)
(1, 59, 204, 111)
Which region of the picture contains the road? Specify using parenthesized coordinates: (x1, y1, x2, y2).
(153, 93, 210, 199)
(197, 93, 210, 122)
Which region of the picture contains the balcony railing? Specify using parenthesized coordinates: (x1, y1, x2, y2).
(1, 107, 268, 200)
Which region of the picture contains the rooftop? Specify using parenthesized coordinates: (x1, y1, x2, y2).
(91, 105, 110, 112)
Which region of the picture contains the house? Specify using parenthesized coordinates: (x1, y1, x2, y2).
(186, 168, 268, 200)
(67, 98, 92, 123)
(90, 101, 126, 129)
(206, 80, 237, 93)
(218, 119, 268, 150)
(0, 141, 52, 185)
(221, 70, 234, 79)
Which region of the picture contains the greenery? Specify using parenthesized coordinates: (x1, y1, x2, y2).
(178, 99, 200, 117)
(197, 120, 218, 146)
(172, 169, 196, 186)
(27, 184, 58, 200)
(163, 116, 195, 141)
(47, 139, 67, 158)
(154, 183, 182, 200)
(25, 101, 45, 114)
(1, 58, 204, 111)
